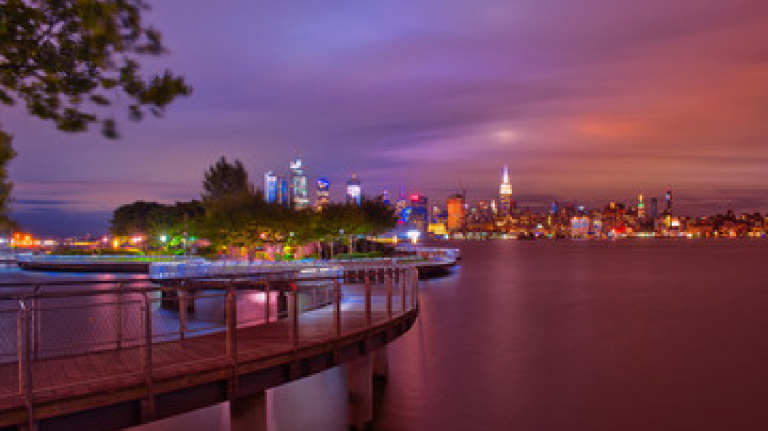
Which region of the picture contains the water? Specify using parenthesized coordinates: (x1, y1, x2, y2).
(376, 239, 768, 431)
(6, 239, 768, 430)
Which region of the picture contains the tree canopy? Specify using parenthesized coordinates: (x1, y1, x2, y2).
(202, 157, 249, 202)
(1, 0, 190, 224)
(0, 0, 191, 138)
(110, 200, 204, 241)
(0, 131, 15, 229)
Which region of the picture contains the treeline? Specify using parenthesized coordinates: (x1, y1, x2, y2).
(110, 157, 396, 253)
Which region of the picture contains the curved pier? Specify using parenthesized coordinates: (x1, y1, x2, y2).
(0, 266, 420, 431)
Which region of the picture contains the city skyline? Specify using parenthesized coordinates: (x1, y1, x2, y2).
(3, 0, 768, 235)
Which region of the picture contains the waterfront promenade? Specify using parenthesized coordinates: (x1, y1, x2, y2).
(0, 265, 420, 431)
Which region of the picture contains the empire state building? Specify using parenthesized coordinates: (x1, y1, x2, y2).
(499, 165, 513, 216)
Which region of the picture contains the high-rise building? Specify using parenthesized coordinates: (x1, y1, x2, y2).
(277, 177, 289, 207)
(651, 197, 658, 219)
(665, 190, 672, 214)
(290, 158, 309, 210)
(315, 178, 330, 210)
(446, 194, 466, 231)
(638, 194, 645, 218)
(346, 173, 361, 205)
(409, 194, 429, 232)
(382, 189, 390, 205)
(264, 171, 278, 203)
(499, 165, 513, 216)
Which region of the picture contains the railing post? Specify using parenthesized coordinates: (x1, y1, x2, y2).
(411, 268, 418, 309)
(400, 268, 407, 314)
(116, 283, 124, 350)
(32, 287, 40, 361)
(141, 292, 154, 418)
(226, 283, 238, 362)
(226, 280, 239, 398)
(364, 274, 372, 327)
(333, 279, 341, 336)
(264, 279, 271, 324)
(178, 285, 188, 341)
(18, 300, 34, 427)
(386, 269, 393, 318)
(290, 283, 299, 348)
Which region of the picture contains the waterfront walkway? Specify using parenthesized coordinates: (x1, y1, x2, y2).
(0, 267, 419, 431)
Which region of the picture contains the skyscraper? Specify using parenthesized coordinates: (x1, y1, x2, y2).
(651, 197, 658, 219)
(409, 194, 429, 232)
(499, 165, 513, 216)
(638, 194, 645, 218)
(278, 177, 289, 207)
(315, 178, 330, 211)
(665, 190, 672, 214)
(446, 194, 466, 231)
(264, 171, 278, 203)
(346, 173, 361, 205)
(290, 158, 309, 210)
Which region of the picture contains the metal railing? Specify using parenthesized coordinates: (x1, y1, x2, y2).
(148, 255, 449, 280)
(0, 265, 420, 426)
(17, 254, 206, 264)
(395, 245, 460, 262)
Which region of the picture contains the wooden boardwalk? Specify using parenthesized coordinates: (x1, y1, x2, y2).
(0, 286, 418, 430)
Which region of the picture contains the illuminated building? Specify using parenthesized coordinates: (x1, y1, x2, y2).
(278, 177, 289, 207)
(265, 170, 290, 207)
(499, 165, 513, 216)
(315, 178, 330, 210)
(446, 194, 466, 231)
(395, 185, 408, 223)
(382, 189, 390, 205)
(665, 190, 672, 214)
(264, 171, 278, 203)
(638, 194, 645, 218)
(290, 158, 309, 210)
(408, 194, 430, 232)
(651, 197, 658, 219)
(346, 173, 361, 205)
(570, 216, 591, 237)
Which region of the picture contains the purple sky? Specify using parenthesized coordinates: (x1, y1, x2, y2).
(4, 0, 768, 235)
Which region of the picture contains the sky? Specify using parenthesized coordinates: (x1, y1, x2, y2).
(4, 0, 768, 236)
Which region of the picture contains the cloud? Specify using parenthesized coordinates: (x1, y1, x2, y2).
(4, 0, 768, 234)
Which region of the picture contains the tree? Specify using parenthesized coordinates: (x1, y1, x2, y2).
(110, 200, 204, 246)
(0, 0, 191, 221)
(0, 0, 190, 138)
(0, 131, 16, 229)
(202, 157, 249, 202)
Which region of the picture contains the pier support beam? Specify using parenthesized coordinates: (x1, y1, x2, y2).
(230, 392, 268, 431)
(276, 291, 288, 318)
(373, 347, 389, 380)
(346, 355, 373, 430)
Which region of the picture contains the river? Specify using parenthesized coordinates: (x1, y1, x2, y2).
(6, 238, 768, 430)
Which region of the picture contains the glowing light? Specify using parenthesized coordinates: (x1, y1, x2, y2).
(406, 230, 421, 244)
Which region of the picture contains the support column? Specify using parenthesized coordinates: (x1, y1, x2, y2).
(230, 392, 269, 431)
(373, 347, 389, 380)
(347, 355, 373, 430)
(276, 291, 288, 318)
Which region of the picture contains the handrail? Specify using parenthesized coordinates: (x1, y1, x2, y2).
(0, 264, 421, 429)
